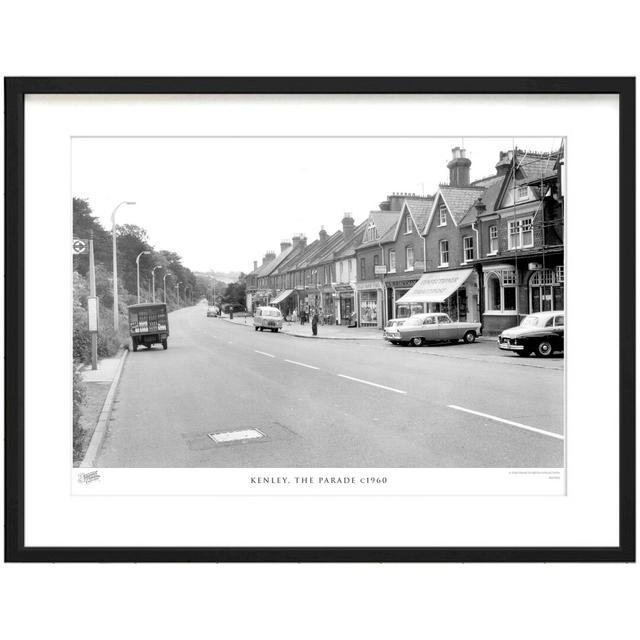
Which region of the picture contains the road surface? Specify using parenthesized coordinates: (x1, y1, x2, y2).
(96, 305, 564, 467)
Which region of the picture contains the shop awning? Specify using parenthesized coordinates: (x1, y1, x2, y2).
(271, 289, 294, 305)
(395, 268, 473, 304)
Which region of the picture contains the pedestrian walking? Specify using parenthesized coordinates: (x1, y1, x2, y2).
(292, 308, 298, 324)
(311, 309, 319, 336)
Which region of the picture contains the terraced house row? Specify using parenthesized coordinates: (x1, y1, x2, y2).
(245, 145, 565, 335)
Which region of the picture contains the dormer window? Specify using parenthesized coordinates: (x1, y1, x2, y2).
(405, 216, 412, 234)
(438, 204, 447, 226)
(364, 221, 377, 243)
(516, 185, 528, 201)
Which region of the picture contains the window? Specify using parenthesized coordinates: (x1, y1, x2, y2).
(516, 185, 529, 201)
(486, 269, 518, 313)
(463, 236, 474, 262)
(555, 265, 564, 283)
(339, 261, 344, 281)
(555, 315, 565, 327)
(508, 217, 534, 249)
(439, 204, 448, 226)
(388, 250, 396, 273)
(406, 246, 415, 270)
(405, 216, 412, 233)
(530, 268, 564, 312)
(439, 240, 449, 266)
(373, 254, 379, 272)
(360, 257, 366, 279)
(364, 221, 377, 242)
(489, 225, 498, 254)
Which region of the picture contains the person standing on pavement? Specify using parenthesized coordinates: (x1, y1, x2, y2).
(311, 308, 319, 336)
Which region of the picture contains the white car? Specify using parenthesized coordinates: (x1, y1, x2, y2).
(253, 306, 283, 332)
(384, 313, 481, 346)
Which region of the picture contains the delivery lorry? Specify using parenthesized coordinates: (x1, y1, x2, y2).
(128, 303, 169, 351)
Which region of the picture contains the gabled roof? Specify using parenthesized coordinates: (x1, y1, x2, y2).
(423, 186, 485, 235)
(358, 211, 401, 248)
(459, 179, 503, 226)
(254, 244, 297, 278)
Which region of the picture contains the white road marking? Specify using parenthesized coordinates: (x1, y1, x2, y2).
(337, 374, 406, 395)
(284, 359, 320, 370)
(447, 405, 564, 440)
(254, 350, 275, 358)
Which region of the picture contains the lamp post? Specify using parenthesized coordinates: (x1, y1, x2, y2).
(163, 272, 171, 304)
(208, 275, 216, 306)
(175, 282, 182, 306)
(136, 250, 151, 303)
(151, 265, 162, 303)
(111, 200, 136, 329)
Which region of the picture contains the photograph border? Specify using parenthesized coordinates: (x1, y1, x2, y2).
(4, 76, 635, 562)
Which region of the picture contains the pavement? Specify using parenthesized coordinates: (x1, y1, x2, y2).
(94, 305, 565, 468)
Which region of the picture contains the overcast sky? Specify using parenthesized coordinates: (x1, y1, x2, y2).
(72, 136, 559, 273)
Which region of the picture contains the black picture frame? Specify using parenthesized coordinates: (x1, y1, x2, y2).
(4, 77, 635, 563)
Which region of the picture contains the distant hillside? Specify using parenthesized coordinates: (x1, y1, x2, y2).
(195, 270, 242, 284)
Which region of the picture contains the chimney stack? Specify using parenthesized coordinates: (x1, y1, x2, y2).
(263, 250, 276, 264)
(342, 213, 355, 240)
(447, 147, 471, 187)
(319, 226, 328, 243)
(495, 150, 514, 176)
(253, 260, 258, 271)
(280, 238, 292, 253)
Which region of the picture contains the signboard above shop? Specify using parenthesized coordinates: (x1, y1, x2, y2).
(374, 265, 387, 275)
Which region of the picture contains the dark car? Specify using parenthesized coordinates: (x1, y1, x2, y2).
(498, 311, 564, 357)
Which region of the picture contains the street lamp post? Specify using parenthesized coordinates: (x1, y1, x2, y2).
(163, 273, 171, 304)
(136, 250, 151, 303)
(151, 265, 162, 303)
(111, 201, 136, 329)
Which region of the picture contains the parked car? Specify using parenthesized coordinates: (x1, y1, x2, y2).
(206, 305, 220, 317)
(384, 313, 481, 346)
(253, 306, 283, 332)
(128, 303, 169, 351)
(498, 311, 564, 357)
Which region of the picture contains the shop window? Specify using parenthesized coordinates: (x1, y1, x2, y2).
(439, 240, 449, 267)
(489, 225, 498, 254)
(508, 217, 534, 249)
(485, 269, 518, 313)
(360, 291, 378, 325)
(530, 268, 564, 312)
(463, 236, 474, 262)
(487, 274, 501, 310)
(388, 250, 396, 273)
(406, 246, 414, 270)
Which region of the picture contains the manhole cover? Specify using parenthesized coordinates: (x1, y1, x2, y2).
(208, 428, 265, 443)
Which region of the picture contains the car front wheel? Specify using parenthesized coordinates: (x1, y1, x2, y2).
(411, 337, 423, 347)
(535, 340, 554, 357)
(463, 331, 476, 344)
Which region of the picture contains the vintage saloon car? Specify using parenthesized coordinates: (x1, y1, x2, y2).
(253, 306, 283, 332)
(498, 310, 564, 357)
(383, 313, 481, 346)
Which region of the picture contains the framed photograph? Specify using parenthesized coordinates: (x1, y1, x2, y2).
(4, 77, 635, 562)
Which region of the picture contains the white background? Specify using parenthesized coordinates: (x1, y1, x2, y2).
(1, 2, 638, 639)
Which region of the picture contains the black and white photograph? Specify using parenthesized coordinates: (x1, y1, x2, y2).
(72, 135, 565, 474)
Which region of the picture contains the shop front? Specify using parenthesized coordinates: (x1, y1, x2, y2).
(481, 261, 564, 335)
(395, 268, 478, 323)
(356, 281, 384, 328)
(335, 284, 355, 326)
(386, 276, 423, 319)
(270, 289, 295, 318)
(320, 285, 337, 325)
